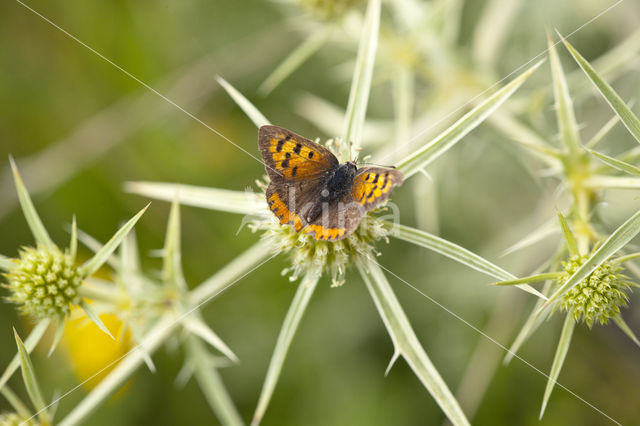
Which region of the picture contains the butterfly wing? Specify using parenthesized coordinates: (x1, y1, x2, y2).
(258, 125, 338, 182)
(351, 167, 404, 211)
(266, 179, 323, 232)
(303, 200, 364, 241)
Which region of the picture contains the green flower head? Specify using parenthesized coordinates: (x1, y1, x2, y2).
(3, 244, 84, 320)
(556, 255, 633, 327)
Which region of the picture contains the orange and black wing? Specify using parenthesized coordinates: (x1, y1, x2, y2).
(351, 167, 404, 211)
(258, 125, 338, 182)
(266, 179, 321, 233)
(302, 201, 364, 241)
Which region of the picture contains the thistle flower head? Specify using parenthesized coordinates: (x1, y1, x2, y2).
(3, 244, 84, 320)
(556, 255, 633, 327)
(299, 0, 364, 20)
(253, 212, 388, 286)
(251, 136, 391, 286)
(0, 413, 40, 426)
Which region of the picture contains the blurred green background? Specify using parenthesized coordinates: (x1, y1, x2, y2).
(1, 0, 640, 424)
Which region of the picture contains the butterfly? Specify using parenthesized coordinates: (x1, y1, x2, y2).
(258, 125, 404, 241)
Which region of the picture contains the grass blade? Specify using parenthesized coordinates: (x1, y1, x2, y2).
(561, 35, 640, 144)
(342, 0, 381, 156)
(14, 329, 50, 425)
(389, 222, 546, 299)
(125, 182, 266, 216)
(396, 60, 544, 178)
(493, 272, 562, 286)
(548, 34, 581, 155)
(357, 258, 470, 426)
(557, 211, 579, 256)
(183, 317, 238, 363)
(259, 27, 330, 95)
(542, 208, 640, 311)
(217, 76, 270, 128)
(613, 316, 640, 347)
(187, 337, 244, 426)
(163, 198, 187, 290)
(540, 316, 575, 419)
(9, 156, 54, 249)
(586, 148, 640, 176)
(251, 268, 321, 426)
(58, 315, 177, 426)
(0, 319, 50, 391)
(81, 204, 148, 276)
(80, 300, 114, 339)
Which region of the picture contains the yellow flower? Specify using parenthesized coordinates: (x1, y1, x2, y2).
(62, 310, 131, 390)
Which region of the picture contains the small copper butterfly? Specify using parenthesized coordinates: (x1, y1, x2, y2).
(258, 125, 404, 241)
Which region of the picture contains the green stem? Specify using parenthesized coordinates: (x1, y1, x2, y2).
(574, 187, 591, 255)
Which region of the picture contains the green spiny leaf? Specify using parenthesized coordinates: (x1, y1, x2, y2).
(79, 300, 114, 339)
(540, 316, 575, 419)
(586, 148, 640, 176)
(583, 175, 640, 189)
(357, 258, 470, 426)
(183, 316, 238, 363)
(396, 60, 544, 178)
(613, 316, 640, 348)
(342, 0, 381, 157)
(187, 337, 244, 426)
(388, 222, 546, 299)
(493, 272, 563, 286)
(561, 35, 640, 144)
(0, 319, 50, 392)
(9, 156, 54, 249)
(47, 320, 66, 357)
(125, 182, 265, 216)
(548, 34, 581, 155)
(14, 329, 50, 424)
(163, 197, 187, 290)
(557, 211, 579, 257)
(251, 268, 321, 426)
(81, 204, 148, 277)
(217, 76, 270, 128)
(612, 252, 640, 264)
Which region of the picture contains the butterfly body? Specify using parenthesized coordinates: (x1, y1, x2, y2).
(258, 125, 403, 241)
